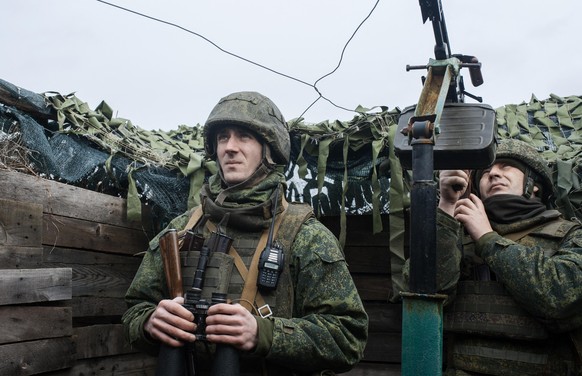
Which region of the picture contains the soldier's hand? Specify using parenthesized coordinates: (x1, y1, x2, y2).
(144, 297, 197, 347)
(205, 303, 258, 351)
(438, 170, 470, 216)
(454, 193, 493, 241)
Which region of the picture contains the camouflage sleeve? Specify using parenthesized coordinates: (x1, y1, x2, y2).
(435, 209, 464, 298)
(403, 209, 463, 302)
(262, 217, 368, 373)
(121, 211, 193, 353)
(476, 227, 582, 332)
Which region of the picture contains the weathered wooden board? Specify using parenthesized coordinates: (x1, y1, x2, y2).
(43, 246, 140, 274)
(353, 274, 392, 301)
(0, 199, 42, 247)
(44, 353, 157, 376)
(0, 337, 75, 375)
(68, 296, 129, 318)
(363, 332, 402, 363)
(320, 214, 390, 246)
(0, 268, 72, 306)
(0, 306, 72, 345)
(345, 245, 391, 274)
(74, 324, 134, 360)
(366, 303, 402, 333)
(43, 247, 139, 299)
(43, 214, 150, 256)
(0, 169, 147, 229)
(0, 246, 43, 269)
(345, 362, 401, 376)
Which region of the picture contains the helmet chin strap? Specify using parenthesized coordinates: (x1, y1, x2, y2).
(523, 168, 536, 199)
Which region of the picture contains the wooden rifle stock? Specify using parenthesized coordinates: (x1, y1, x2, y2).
(159, 229, 183, 298)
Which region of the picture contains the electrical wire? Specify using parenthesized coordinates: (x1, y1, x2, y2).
(95, 0, 380, 121)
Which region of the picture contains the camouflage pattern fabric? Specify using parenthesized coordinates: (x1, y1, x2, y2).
(122, 170, 368, 375)
(432, 209, 582, 375)
(204, 91, 290, 165)
(495, 95, 582, 222)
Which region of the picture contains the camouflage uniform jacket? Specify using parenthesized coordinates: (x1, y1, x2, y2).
(436, 208, 582, 327)
(122, 183, 368, 375)
(435, 208, 582, 375)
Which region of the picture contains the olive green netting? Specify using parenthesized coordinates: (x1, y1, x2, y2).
(2, 83, 582, 304)
(1, 82, 581, 259)
(496, 94, 582, 221)
(0, 86, 400, 239)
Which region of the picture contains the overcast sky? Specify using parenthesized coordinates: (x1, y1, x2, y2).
(2, 1, 581, 131)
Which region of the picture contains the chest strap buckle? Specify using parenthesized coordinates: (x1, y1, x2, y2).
(258, 304, 273, 318)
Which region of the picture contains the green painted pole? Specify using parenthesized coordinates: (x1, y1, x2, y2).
(401, 127, 445, 376)
(401, 292, 446, 375)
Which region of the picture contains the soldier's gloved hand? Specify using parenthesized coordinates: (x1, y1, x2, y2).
(144, 297, 197, 347)
(205, 303, 259, 351)
(438, 170, 470, 216)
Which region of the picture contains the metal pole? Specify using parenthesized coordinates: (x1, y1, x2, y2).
(401, 121, 446, 376)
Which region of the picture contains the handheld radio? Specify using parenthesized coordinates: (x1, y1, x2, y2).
(257, 187, 284, 290)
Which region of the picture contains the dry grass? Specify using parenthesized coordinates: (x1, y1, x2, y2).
(0, 123, 37, 175)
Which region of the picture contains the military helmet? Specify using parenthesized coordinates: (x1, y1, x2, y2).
(204, 91, 290, 165)
(475, 139, 554, 202)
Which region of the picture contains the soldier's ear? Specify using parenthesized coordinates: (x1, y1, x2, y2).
(531, 184, 540, 198)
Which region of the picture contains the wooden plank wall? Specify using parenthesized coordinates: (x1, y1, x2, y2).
(320, 215, 403, 376)
(0, 169, 403, 375)
(0, 169, 157, 375)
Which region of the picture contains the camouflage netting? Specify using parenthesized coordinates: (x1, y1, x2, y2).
(495, 94, 582, 221)
(0, 78, 581, 242)
(0, 79, 398, 239)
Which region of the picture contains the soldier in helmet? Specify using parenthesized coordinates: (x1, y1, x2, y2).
(122, 91, 368, 375)
(429, 138, 582, 375)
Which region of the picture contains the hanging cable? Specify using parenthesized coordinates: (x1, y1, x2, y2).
(95, 0, 381, 120)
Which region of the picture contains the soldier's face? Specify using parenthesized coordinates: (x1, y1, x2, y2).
(478, 162, 525, 199)
(216, 125, 263, 185)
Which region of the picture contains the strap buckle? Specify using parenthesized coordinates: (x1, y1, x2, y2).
(258, 304, 273, 318)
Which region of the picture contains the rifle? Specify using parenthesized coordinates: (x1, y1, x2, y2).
(159, 229, 183, 298)
(411, 0, 484, 102)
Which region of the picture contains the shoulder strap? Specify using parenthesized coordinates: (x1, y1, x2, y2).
(176, 206, 204, 250)
(275, 202, 315, 253)
(238, 199, 288, 314)
(531, 217, 581, 238)
(180, 207, 204, 236)
(202, 200, 290, 315)
(505, 217, 581, 242)
(503, 226, 541, 242)
(188, 200, 314, 316)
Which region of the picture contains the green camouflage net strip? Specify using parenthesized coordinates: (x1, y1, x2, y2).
(41, 91, 582, 240)
(495, 94, 582, 221)
(289, 105, 400, 246)
(45, 92, 217, 219)
(32, 90, 582, 306)
(44, 92, 402, 242)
